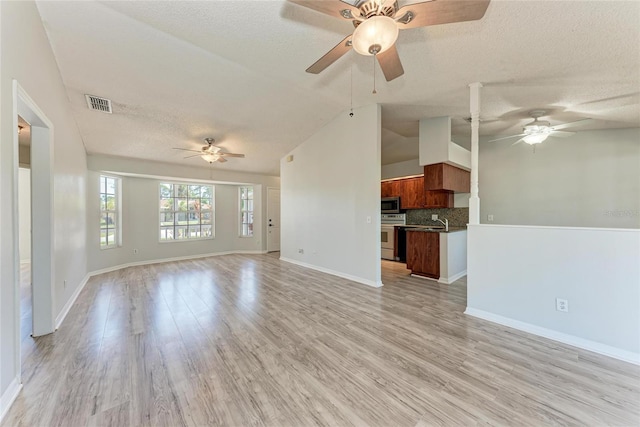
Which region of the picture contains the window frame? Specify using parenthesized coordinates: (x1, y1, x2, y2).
(158, 181, 215, 243)
(99, 175, 121, 250)
(239, 186, 254, 238)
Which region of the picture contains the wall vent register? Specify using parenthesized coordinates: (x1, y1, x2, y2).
(85, 94, 113, 113)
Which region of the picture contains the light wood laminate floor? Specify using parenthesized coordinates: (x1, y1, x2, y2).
(4, 255, 639, 426)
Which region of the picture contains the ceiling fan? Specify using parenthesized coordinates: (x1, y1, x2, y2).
(488, 111, 593, 145)
(290, 0, 491, 81)
(173, 138, 245, 164)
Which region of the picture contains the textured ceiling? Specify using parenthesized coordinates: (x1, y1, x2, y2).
(36, 0, 639, 174)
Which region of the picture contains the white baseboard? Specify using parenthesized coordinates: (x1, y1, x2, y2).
(438, 269, 467, 285)
(280, 257, 383, 288)
(55, 274, 90, 330)
(464, 307, 640, 365)
(0, 377, 22, 424)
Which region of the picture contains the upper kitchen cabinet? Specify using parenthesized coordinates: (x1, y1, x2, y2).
(424, 163, 470, 193)
(381, 180, 400, 198)
(400, 177, 425, 209)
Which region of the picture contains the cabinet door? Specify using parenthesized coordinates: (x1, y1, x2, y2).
(381, 180, 401, 198)
(400, 177, 425, 209)
(406, 231, 440, 279)
(425, 190, 454, 208)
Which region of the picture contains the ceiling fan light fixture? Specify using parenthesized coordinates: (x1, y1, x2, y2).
(523, 133, 549, 145)
(352, 15, 398, 56)
(201, 153, 219, 163)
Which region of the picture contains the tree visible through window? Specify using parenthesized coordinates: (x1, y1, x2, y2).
(100, 175, 119, 248)
(160, 183, 214, 241)
(240, 186, 253, 237)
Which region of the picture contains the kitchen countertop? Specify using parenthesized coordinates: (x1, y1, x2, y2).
(403, 225, 467, 233)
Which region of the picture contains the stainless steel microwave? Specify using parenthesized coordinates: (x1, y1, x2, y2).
(381, 197, 401, 213)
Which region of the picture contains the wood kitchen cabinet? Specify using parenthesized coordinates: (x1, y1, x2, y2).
(381, 175, 453, 209)
(406, 230, 440, 279)
(399, 177, 425, 209)
(424, 163, 470, 192)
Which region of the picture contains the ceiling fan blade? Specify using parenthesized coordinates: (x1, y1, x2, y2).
(173, 148, 202, 153)
(288, 0, 360, 20)
(551, 118, 592, 131)
(395, 0, 491, 29)
(550, 130, 575, 138)
(306, 34, 353, 74)
(376, 44, 404, 81)
(487, 133, 525, 143)
(183, 154, 202, 159)
(217, 157, 228, 163)
(220, 153, 245, 158)
(512, 138, 525, 146)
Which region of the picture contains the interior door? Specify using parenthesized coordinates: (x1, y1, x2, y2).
(267, 187, 280, 252)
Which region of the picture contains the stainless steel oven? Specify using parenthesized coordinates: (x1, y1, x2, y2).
(381, 197, 401, 214)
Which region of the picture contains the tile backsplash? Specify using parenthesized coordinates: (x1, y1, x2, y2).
(406, 208, 469, 228)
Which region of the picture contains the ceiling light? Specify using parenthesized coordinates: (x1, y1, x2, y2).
(201, 153, 219, 163)
(352, 16, 399, 56)
(523, 122, 552, 145)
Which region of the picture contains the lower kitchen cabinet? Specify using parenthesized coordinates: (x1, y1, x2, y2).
(406, 230, 440, 279)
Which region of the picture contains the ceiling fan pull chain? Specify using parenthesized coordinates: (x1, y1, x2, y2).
(350, 59, 354, 117)
(372, 54, 377, 94)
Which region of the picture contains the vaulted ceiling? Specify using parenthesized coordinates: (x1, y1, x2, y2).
(36, 1, 639, 174)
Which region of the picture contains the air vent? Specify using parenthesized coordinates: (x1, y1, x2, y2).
(85, 94, 112, 114)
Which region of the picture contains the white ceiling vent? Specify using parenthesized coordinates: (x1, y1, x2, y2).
(85, 94, 112, 114)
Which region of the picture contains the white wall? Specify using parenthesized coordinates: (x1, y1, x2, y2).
(86, 155, 279, 272)
(281, 104, 381, 287)
(0, 0, 87, 401)
(381, 158, 423, 180)
(18, 168, 31, 262)
(466, 224, 640, 363)
(479, 128, 640, 228)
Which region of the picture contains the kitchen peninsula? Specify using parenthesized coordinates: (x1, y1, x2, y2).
(405, 227, 467, 284)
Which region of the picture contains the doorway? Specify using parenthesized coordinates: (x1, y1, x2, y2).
(266, 187, 280, 252)
(17, 117, 33, 345)
(13, 81, 55, 353)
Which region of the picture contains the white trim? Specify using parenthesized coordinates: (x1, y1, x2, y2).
(280, 257, 383, 288)
(464, 307, 640, 365)
(0, 378, 22, 424)
(438, 269, 467, 285)
(55, 274, 90, 330)
(467, 223, 640, 233)
(19, 259, 31, 264)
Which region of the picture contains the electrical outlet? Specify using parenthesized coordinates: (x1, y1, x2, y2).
(488, 214, 494, 221)
(431, 214, 438, 221)
(556, 298, 569, 312)
(298, 248, 304, 254)
(133, 249, 138, 254)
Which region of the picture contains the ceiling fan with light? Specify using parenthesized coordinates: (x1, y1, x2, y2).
(173, 138, 245, 164)
(488, 111, 593, 145)
(290, 0, 491, 81)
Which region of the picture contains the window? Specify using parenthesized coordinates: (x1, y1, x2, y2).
(239, 186, 254, 237)
(100, 175, 120, 248)
(160, 182, 214, 241)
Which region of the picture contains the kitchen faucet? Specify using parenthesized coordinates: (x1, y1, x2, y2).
(436, 218, 449, 231)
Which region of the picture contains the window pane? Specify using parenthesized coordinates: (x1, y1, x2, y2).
(160, 212, 174, 226)
(200, 198, 211, 210)
(100, 194, 107, 210)
(106, 195, 116, 210)
(106, 213, 117, 227)
(188, 199, 199, 211)
(176, 226, 188, 239)
(240, 199, 246, 211)
(188, 225, 201, 237)
(106, 178, 116, 195)
(201, 186, 211, 198)
(247, 187, 253, 199)
(189, 185, 200, 198)
(175, 184, 188, 197)
(174, 198, 187, 211)
(248, 211, 253, 224)
(175, 212, 188, 224)
(160, 227, 174, 240)
(101, 177, 107, 194)
(107, 229, 116, 245)
(160, 183, 172, 198)
(201, 212, 212, 224)
(248, 223, 253, 236)
(248, 200, 253, 212)
(100, 229, 107, 246)
(201, 225, 212, 237)
(160, 198, 173, 211)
